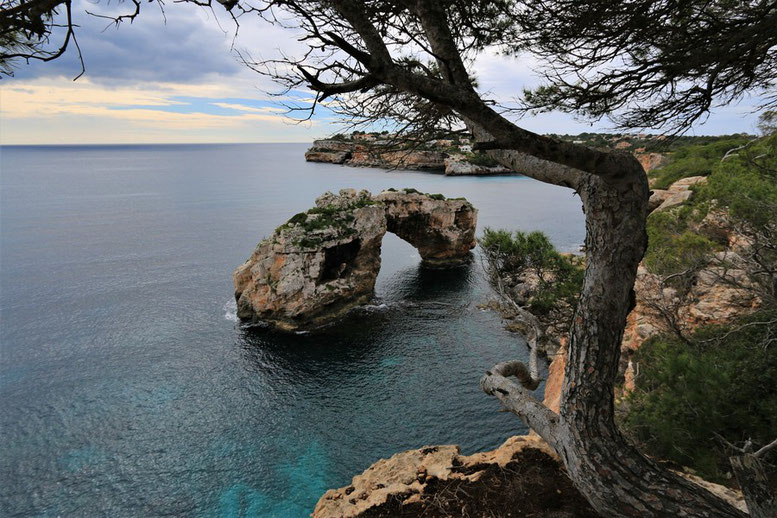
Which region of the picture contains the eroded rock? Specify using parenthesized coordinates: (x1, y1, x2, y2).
(233, 189, 386, 331)
(233, 188, 478, 329)
(375, 189, 477, 267)
(313, 435, 598, 518)
(650, 176, 708, 213)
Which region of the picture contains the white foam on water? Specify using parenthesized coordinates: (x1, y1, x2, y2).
(223, 299, 238, 322)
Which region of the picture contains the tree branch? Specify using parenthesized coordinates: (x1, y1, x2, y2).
(481, 361, 560, 451)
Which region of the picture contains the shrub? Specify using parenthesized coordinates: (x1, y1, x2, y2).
(643, 209, 716, 276)
(480, 228, 583, 317)
(620, 310, 777, 482)
(466, 152, 501, 168)
(650, 137, 752, 189)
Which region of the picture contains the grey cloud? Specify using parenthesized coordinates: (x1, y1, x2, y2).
(8, 0, 245, 82)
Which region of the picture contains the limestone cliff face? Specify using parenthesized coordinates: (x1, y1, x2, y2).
(305, 140, 447, 170)
(350, 149, 448, 170)
(636, 152, 670, 172)
(233, 190, 386, 331)
(375, 190, 477, 266)
(233, 188, 478, 330)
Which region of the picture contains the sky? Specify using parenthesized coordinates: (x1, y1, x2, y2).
(0, 1, 767, 145)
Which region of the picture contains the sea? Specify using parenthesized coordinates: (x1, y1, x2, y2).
(0, 143, 585, 517)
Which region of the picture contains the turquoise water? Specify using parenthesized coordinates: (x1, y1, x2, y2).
(0, 143, 585, 516)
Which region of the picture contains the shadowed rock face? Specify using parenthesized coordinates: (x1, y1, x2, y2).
(233, 189, 478, 330)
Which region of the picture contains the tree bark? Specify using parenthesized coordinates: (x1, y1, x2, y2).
(730, 453, 777, 518)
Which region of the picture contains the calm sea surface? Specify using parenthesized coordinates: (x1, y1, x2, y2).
(0, 143, 585, 517)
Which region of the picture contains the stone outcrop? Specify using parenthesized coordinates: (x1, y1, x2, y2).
(375, 189, 477, 267)
(443, 156, 513, 176)
(313, 435, 599, 518)
(649, 175, 707, 212)
(233, 189, 385, 331)
(620, 254, 762, 378)
(233, 189, 477, 330)
(350, 149, 447, 170)
(313, 430, 745, 517)
(635, 152, 670, 172)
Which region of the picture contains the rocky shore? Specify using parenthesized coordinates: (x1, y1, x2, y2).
(233, 188, 477, 330)
(305, 139, 515, 176)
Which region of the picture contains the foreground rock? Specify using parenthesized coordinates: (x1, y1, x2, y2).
(233, 190, 385, 331)
(313, 435, 599, 518)
(233, 189, 477, 330)
(376, 189, 477, 266)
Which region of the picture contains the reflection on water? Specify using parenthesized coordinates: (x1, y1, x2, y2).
(1, 143, 579, 516)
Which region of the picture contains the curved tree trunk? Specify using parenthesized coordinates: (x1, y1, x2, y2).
(554, 169, 746, 516)
(481, 146, 747, 517)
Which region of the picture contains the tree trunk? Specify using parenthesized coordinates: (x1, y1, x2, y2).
(482, 153, 747, 517)
(730, 454, 777, 518)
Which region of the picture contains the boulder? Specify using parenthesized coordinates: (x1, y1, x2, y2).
(233, 189, 386, 331)
(651, 176, 708, 213)
(375, 189, 477, 266)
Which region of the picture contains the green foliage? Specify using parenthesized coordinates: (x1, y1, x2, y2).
(465, 152, 500, 168)
(698, 135, 777, 229)
(644, 210, 716, 276)
(621, 310, 777, 482)
(275, 197, 378, 244)
(427, 193, 445, 200)
(287, 212, 308, 226)
(480, 228, 584, 315)
(650, 137, 752, 189)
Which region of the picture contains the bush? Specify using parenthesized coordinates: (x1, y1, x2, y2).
(620, 310, 777, 482)
(480, 228, 583, 316)
(650, 137, 752, 189)
(466, 152, 501, 168)
(643, 210, 716, 276)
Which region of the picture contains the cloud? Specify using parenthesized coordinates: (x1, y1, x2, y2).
(211, 102, 286, 114)
(0, 77, 328, 144)
(0, 1, 764, 144)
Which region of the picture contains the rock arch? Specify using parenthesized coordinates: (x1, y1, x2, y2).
(233, 189, 477, 331)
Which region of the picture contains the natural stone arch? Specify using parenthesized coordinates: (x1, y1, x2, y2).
(233, 189, 477, 331)
(376, 189, 477, 267)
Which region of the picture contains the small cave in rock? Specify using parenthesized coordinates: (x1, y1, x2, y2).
(454, 206, 474, 230)
(320, 239, 362, 282)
